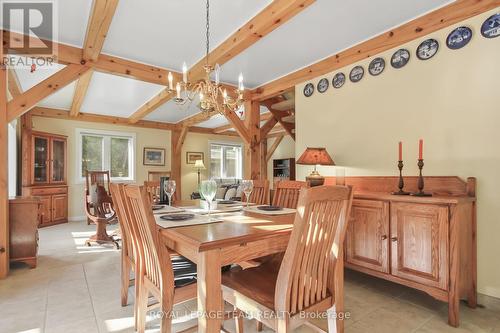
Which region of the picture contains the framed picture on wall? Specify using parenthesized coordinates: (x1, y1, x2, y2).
(186, 152, 204, 164)
(143, 147, 166, 166)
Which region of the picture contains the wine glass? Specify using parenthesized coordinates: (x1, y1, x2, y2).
(200, 180, 217, 216)
(241, 180, 254, 207)
(164, 180, 176, 206)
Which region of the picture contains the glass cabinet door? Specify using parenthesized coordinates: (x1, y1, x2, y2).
(33, 136, 49, 183)
(51, 138, 66, 183)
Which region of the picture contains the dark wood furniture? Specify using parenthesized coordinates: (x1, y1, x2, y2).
(325, 176, 477, 328)
(224, 185, 353, 333)
(84, 171, 119, 248)
(22, 130, 68, 227)
(272, 158, 295, 183)
(9, 197, 42, 268)
(160, 199, 296, 332)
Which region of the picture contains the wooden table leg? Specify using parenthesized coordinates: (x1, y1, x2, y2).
(197, 249, 223, 333)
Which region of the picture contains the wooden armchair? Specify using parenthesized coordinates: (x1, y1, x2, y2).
(223, 185, 354, 333)
(84, 171, 119, 248)
(272, 180, 308, 209)
(243, 179, 270, 205)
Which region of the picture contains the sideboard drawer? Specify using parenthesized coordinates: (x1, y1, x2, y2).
(31, 187, 68, 196)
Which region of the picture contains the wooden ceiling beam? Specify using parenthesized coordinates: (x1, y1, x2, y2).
(213, 123, 233, 134)
(2, 30, 177, 86)
(251, 0, 500, 101)
(263, 99, 295, 140)
(83, 0, 120, 62)
(260, 116, 279, 137)
(266, 135, 284, 162)
(129, 0, 314, 123)
(7, 64, 91, 122)
(70, 0, 119, 117)
(7, 68, 22, 98)
(30, 107, 177, 130)
(188, 0, 315, 81)
(224, 109, 251, 144)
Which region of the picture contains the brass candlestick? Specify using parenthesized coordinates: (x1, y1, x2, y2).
(392, 160, 410, 195)
(411, 159, 432, 197)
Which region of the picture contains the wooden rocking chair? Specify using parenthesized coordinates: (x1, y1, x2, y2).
(84, 171, 120, 249)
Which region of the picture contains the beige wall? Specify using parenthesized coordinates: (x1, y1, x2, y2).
(266, 135, 295, 188)
(295, 9, 500, 298)
(32, 117, 172, 219)
(180, 132, 243, 200)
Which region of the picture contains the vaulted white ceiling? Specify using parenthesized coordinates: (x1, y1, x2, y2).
(9, 0, 455, 127)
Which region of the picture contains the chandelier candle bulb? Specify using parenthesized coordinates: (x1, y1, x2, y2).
(182, 62, 187, 83)
(223, 89, 228, 103)
(238, 73, 244, 91)
(168, 72, 173, 90)
(176, 82, 181, 99)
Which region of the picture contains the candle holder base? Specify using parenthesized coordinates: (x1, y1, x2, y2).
(410, 191, 432, 197)
(392, 190, 410, 195)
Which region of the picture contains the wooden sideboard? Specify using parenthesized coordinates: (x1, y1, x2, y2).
(325, 176, 476, 327)
(9, 197, 42, 268)
(22, 130, 68, 227)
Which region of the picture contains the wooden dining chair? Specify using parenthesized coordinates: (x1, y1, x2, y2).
(244, 179, 270, 205)
(109, 184, 136, 310)
(121, 184, 198, 333)
(222, 185, 354, 333)
(144, 180, 161, 204)
(272, 180, 308, 209)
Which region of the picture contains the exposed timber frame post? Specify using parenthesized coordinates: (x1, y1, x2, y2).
(171, 127, 188, 200)
(0, 44, 9, 278)
(243, 100, 262, 180)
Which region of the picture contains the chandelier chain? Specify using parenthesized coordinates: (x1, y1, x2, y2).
(205, 0, 210, 65)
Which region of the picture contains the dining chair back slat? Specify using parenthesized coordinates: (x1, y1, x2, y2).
(244, 180, 270, 205)
(275, 185, 354, 315)
(272, 180, 308, 209)
(144, 181, 161, 204)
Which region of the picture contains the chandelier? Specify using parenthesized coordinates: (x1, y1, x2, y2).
(166, 0, 245, 115)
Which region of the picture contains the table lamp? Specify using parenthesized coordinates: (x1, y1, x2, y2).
(297, 147, 335, 187)
(194, 159, 206, 186)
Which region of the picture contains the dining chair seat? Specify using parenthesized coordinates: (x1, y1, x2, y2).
(222, 263, 279, 311)
(171, 254, 197, 288)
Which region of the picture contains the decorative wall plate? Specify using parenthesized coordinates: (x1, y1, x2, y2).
(332, 73, 345, 88)
(368, 57, 385, 76)
(481, 13, 500, 38)
(349, 66, 364, 83)
(417, 39, 439, 60)
(303, 83, 314, 97)
(391, 49, 410, 69)
(317, 78, 329, 93)
(447, 26, 473, 49)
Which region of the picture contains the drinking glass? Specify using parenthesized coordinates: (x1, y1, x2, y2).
(241, 180, 254, 207)
(164, 180, 176, 206)
(200, 180, 217, 216)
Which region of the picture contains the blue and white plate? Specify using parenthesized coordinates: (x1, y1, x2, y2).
(303, 83, 314, 97)
(317, 78, 329, 93)
(417, 39, 439, 60)
(391, 49, 410, 69)
(368, 57, 385, 76)
(481, 13, 500, 38)
(332, 73, 345, 88)
(447, 26, 473, 49)
(349, 66, 364, 83)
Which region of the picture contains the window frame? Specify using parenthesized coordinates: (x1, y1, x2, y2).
(76, 128, 136, 183)
(208, 140, 244, 180)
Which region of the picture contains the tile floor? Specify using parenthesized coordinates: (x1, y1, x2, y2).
(1, 221, 499, 333)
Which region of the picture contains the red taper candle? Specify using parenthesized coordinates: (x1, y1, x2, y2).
(418, 139, 423, 160)
(398, 141, 402, 161)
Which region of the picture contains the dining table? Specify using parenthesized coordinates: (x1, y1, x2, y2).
(158, 200, 295, 333)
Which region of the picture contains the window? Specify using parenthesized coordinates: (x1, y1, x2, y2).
(210, 142, 243, 179)
(76, 129, 135, 181)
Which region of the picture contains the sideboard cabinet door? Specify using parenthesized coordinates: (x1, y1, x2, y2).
(346, 199, 390, 273)
(390, 202, 449, 290)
